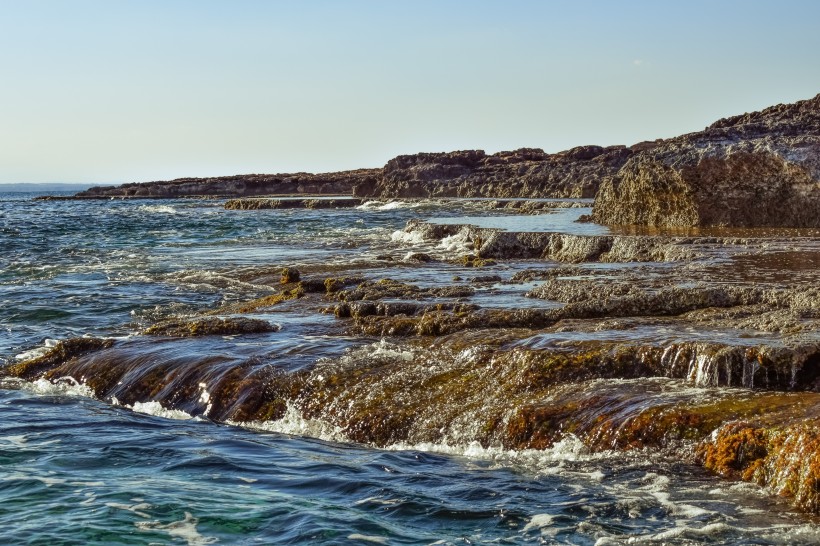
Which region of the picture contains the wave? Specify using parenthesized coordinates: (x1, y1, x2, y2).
(136, 204, 180, 215)
(14, 338, 60, 361)
(390, 229, 427, 245)
(230, 403, 349, 443)
(357, 200, 422, 211)
(116, 399, 198, 421)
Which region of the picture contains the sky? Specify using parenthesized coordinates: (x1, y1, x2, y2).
(1, 0, 819, 184)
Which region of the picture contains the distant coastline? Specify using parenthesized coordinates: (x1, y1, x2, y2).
(46, 92, 820, 229)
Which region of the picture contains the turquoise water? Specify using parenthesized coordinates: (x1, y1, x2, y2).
(1, 193, 818, 544)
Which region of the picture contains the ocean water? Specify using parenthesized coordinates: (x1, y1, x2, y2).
(1, 192, 818, 545)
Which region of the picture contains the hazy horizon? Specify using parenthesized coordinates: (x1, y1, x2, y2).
(0, 182, 110, 192)
(2, 0, 819, 184)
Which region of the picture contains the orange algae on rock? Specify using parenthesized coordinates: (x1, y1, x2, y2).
(701, 422, 820, 513)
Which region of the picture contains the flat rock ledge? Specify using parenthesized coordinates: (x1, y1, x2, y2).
(400, 219, 723, 263)
(224, 197, 363, 210)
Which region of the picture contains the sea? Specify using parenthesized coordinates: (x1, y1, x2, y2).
(1, 191, 818, 545)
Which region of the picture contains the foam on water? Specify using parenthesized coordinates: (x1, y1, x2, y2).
(231, 402, 350, 443)
(128, 400, 196, 421)
(390, 229, 427, 245)
(135, 511, 217, 545)
(357, 200, 423, 211)
(24, 376, 96, 398)
(162, 269, 274, 294)
(347, 534, 389, 544)
(438, 230, 473, 253)
(386, 434, 609, 472)
(137, 204, 179, 215)
(14, 338, 59, 361)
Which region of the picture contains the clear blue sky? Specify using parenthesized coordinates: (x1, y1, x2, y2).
(2, 0, 819, 184)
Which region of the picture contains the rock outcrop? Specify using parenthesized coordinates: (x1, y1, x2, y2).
(360, 146, 633, 199)
(47, 147, 633, 201)
(593, 94, 820, 227)
(68, 169, 382, 199)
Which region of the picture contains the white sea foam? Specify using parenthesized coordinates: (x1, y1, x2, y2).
(26, 376, 96, 398)
(438, 230, 472, 253)
(128, 401, 195, 421)
(347, 534, 389, 544)
(231, 402, 349, 443)
(357, 200, 422, 211)
(629, 522, 736, 542)
(163, 269, 273, 293)
(198, 382, 213, 417)
(522, 513, 555, 533)
(387, 434, 600, 470)
(390, 229, 426, 245)
(137, 204, 179, 215)
(135, 512, 217, 545)
(368, 339, 415, 361)
(15, 338, 59, 361)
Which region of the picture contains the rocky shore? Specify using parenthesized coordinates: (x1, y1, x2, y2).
(15, 92, 820, 517)
(8, 203, 820, 514)
(46, 93, 820, 230)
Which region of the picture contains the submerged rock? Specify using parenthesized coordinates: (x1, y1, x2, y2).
(5, 338, 115, 380)
(144, 316, 279, 337)
(280, 267, 300, 284)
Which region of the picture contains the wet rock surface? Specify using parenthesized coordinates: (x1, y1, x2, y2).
(143, 316, 279, 337)
(13, 152, 820, 518)
(224, 197, 363, 210)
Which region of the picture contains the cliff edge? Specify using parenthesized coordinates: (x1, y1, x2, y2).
(593, 94, 820, 227)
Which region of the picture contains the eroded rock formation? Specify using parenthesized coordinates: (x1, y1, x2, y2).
(593, 94, 820, 227)
(359, 146, 634, 198)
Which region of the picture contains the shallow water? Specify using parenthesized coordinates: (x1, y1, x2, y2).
(2, 381, 817, 545)
(426, 207, 610, 235)
(2, 192, 820, 544)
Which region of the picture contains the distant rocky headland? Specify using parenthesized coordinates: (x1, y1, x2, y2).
(41, 93, 820, 227)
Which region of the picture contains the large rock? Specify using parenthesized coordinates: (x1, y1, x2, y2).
(593, 94, 820, 227)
